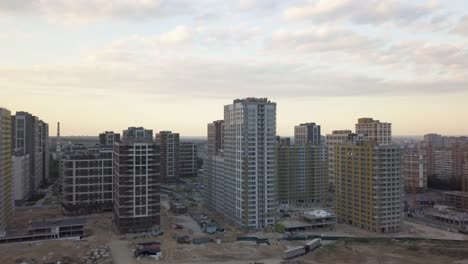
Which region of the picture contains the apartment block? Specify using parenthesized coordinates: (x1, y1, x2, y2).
(180, 142, 197, 177)
(155, 131, 180, 183)
(403, 149, 427, 193)
(12, 154, 29, 205)
(275, 143, 327, 204)
(326, 130, 353, 187)
(334, 140, 403, 233)
(39, 121, 50, 182)
(355, 118, 391, 145)
(294, 123, 321, 145)
(0, 108, 13, 236)
(207, 120, 224, 155)
(463, 153, 468, 192)
(334, 118, 402, 233)
(99, 131, 121, 147)
(11, 112, 43, 195)
(434, 150, 453, 181)
(113, 127, 160, 234)
(203, 155, 225, 214)
(61, 147, 114, 214)
(223, 98, 276, 229)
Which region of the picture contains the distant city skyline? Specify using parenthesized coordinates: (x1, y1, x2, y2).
(2, 0, 468, 136)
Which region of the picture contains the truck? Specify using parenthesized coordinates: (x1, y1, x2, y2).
(282, 246, 306, 260)
(305, 238, 321, 253)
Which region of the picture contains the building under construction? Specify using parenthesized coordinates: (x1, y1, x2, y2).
(61, 146, 114, 215)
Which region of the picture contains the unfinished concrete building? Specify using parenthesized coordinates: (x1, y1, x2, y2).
(113, 127, 160, 234)
(180, 142, 197, 177)
(155, 131, 180, 183)
(61, 147, 114, 214)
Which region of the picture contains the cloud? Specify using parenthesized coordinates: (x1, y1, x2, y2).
(269, 26, 382, 53)
(1, 54, 466, 101)
(196, 25, 262, 45)
(283, 0, 438, 26)
(0, 0, 192, 23)
(454, 15, 468, 37)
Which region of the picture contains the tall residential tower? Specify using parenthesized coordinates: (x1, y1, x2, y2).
(113, 127, 160, 233)
(223, 98, 276, 229)
(0, 108, 13, 236)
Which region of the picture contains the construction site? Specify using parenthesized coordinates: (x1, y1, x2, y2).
(3, 186, 468, 264)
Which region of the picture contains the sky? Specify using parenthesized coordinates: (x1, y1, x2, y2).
(1, 0, 468, 137)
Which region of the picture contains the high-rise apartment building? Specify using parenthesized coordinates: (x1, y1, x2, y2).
(275, 142, 327, 204)
(12, 154, 29, 205)
(204, 120, 225, 215)
(223, 98, 276, 229)
(424, 134, 444, 147)
(203, 155, 225, 214)
(113, 127, 160, 234)
(0, 108, 13, 236)
(334, 119, 402, 233)
(155, 131, 180, 183)
(403, 149, 427, 193)
(355, 118, 391, 145)
(11, 112, 44, 195)
(180, 142, 197, 177)
(61, 146, 114, 214)
(294, 123, 321, 145)
(39, 121, 49, 183)
(434, 150, 453, 181)
(207, 120, 224, 155)
(463, 153, 468, 193)
(99, 131, 121, 147)
(326, 130, 353, 187)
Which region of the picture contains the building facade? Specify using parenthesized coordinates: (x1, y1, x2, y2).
(39, 121, 49, 183)
(223, 98, 276, 229)
(0, 108, 13, 236)
(207, 120, 224, 155)
(294, 123, 321, 145)
(155, 131, 180, 183)
(12, 154, 29, 205)
(61, 147, 114, 214)
(275, 143, 327, 204)
(355, 118, 391, 145)
(99, 131, 121, 147)
(334, 118, 402, 233)
(326, 130, 353, 188)
(11, 112, 44, 195)
(434, 150, 453, 181)
(203, 155, 225, 214)
(113, 127, 160, 234)
(403, 149, 427, 193)
(334, 140, 403, 233)
(180, 142, 197, 177)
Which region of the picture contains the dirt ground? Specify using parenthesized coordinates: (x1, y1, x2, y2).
(296, 239, 468, 264)
(2, 204, 468, 264)
(0, 211, 113, 264)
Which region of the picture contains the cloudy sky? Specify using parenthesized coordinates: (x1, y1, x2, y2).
(1, 0, 468, 136)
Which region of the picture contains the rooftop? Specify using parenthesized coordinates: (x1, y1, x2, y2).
(30, 218, 87, 230)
